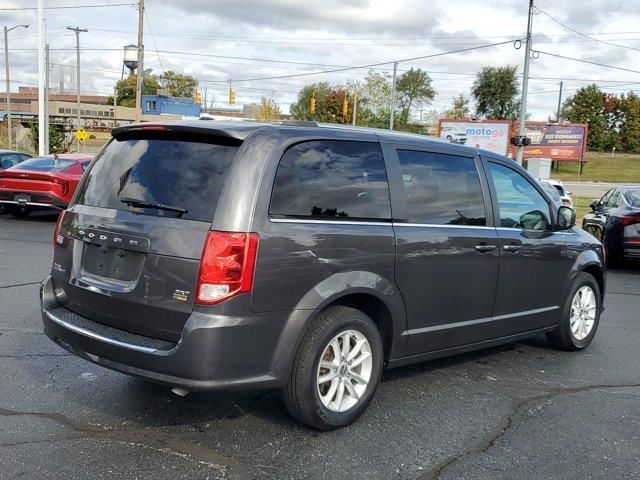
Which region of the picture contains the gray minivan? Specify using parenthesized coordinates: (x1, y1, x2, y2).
(41, 122, 605, 429)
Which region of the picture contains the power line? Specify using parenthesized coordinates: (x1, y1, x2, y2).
(144, 11, 165, 75)
(227, 39, 519, 83)
(51, 26, 640, 42)
(536, 7, 640, 53)
(0, 3, 135, 11)
(536, 50, 640, 75)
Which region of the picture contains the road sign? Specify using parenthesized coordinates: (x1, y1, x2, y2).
(74, 128, 88, 143)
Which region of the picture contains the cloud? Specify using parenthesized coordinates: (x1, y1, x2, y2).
(153, 0, 443, 35)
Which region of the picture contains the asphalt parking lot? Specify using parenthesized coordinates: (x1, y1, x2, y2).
(1, 211, 639, 480)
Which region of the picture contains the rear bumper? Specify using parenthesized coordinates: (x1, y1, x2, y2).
(40, 275, 312, 391)
(0, 191, 66, 210)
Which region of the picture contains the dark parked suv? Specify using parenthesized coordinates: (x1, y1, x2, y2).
(41, 121, 606, 429)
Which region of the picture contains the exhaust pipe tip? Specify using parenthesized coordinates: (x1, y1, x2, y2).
(171, 387, 190, 397)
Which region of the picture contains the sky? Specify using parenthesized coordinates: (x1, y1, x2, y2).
(1, 0, 640, 120)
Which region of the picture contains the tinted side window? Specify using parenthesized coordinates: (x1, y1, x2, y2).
(397, 150, 486, 225)
(270, 140, 391, 220)
(606, 190, 621, 208)
(489, 162, 551, 231)
(0, 154, 18, 169)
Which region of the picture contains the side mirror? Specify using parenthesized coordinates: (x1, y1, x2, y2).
(565, 190, 572, 196)
(558, 206, 576, 230)
(520, 210, 549, 230)
(589, 199, 600, 211)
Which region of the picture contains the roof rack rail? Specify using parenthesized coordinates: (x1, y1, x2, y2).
(280, 120, 320, 127)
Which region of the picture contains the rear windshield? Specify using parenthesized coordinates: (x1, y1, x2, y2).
(75, 133, 240, 222)
(625, 189, 640, 207)
(10, 157, 75, 172)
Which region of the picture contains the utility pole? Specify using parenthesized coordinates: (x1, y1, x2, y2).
(135, 0, 144, 122)
(67, 26, 87, 152)
(390, 61, 398, 131)
(352, 91, 357, 126)
(516, 0, 534, 166)
(45, 44, 49, 154)
(556, 81, 563, 122)
(37, 0, 45, 155)
(4, 24, 29, 150)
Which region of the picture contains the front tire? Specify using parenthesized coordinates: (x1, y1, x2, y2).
(283, 306, 383, 430)
(547, 273, 601, 351)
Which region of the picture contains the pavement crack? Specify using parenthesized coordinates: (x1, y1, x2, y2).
(0, 407, 101, 434)
(0, 354, 72, 358)
(0, 281, 42, 289)
(607, 291, 640, 297)
(0, 406, 251, 478)
(418, 382, 640, 480)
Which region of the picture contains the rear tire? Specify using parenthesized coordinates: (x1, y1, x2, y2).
(11, 207, 30, 218)
(547, 272, 601, 351)
(283, 306, 383, 430)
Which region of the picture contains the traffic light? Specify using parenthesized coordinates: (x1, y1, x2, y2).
(194, 90, 202, 104)
(310, 96, 316, 114)
(228, 88, 236, 105)
(342, 98, 349, 118)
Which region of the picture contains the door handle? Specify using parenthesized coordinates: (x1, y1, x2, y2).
(503, 244, 522, 253)
(474, 243, 497, 252)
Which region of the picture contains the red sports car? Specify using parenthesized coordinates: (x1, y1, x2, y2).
(0, 153, 93, 217)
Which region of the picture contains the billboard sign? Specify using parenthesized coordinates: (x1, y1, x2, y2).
(438, 120, 511, 155)
(516, 123, 588, 161)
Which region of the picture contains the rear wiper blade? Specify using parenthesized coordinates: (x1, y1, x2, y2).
(120, 197, 188, 218)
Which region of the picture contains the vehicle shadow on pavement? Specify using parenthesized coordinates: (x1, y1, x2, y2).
(0, 209, 60, 222)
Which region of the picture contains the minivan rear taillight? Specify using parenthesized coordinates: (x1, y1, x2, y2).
(195, 231, 259, 304)
(53, 210, 66, 245)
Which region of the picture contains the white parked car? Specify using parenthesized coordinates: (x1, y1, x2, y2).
(539, 178, 573, 208)
(440, 126, 467, 144)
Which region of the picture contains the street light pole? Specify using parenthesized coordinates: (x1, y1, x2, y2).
(3, 24, 29, 150)
(135, 0, 145, 122)
(67, 26, 87, 151)
(515, 0, 534, 166)
(37, 0, 45, 155)
(390, 61, 398, 131)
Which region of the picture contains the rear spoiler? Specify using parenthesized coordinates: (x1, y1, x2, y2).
(112, 122, 255, 142)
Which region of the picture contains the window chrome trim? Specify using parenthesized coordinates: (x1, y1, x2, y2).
(403, 306, 560, 336)
(44, 309, 158, 354)
(268, 218, 498, 229)
(394, 223, 495, 230)
(269, 217, 393, 227)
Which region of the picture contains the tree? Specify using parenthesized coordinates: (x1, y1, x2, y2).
(356, 70, 392, 128)
(445, 94, 471, 119)
(30, 123, 64, 153)
(114, 69, 197, 107)
(254, 97, 282, 122)
(157, 70, 197, 98)
(620, 92, 640, 152)
(290, 82, 351, 124)
(395, 68, 436, 127)
(471, 66, 520, 120)
(562, 84, 609, 151)
(115, 69, 160, 107)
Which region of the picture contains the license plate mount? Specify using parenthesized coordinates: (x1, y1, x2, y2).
(14, 193, 31, 204)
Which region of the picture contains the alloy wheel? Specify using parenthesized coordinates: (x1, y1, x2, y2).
(316, 330, 373, 413)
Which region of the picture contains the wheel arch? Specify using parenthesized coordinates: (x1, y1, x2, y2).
(274, 271, 407, 379)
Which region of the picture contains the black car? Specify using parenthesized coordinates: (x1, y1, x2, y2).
(41, 122, 606, 430)
(582, 186, 640, 265)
